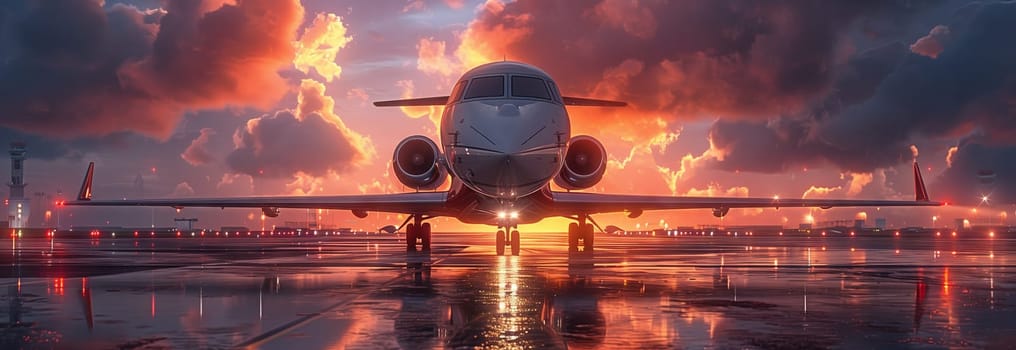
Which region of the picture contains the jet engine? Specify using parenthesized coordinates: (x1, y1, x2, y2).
(553, 135, 607, 190)
(393, 135, 447, 190)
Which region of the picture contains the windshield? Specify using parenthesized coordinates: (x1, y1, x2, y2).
(463, 75, 505, 99)
(511, 75, 551, 100)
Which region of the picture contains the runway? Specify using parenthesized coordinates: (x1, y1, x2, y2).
(2, 232, 1014, 349)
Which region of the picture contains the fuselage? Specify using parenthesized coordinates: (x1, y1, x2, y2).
(439, 62, 570, 224)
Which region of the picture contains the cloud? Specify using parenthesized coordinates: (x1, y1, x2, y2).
(910, 25, 950, 58)
(293, 12, 351, 82)
(173, 181, 195, 196)
(946, 146, 959, 168)
(225, 79, 375, 179)
(845, 172, 873, 196)
(803, 185, 842, 199)
(590, 0, 657, 39)
(935, 141, 1016, 205)
(417, 37, 457, 76)
(180, 128, 217, 166)
(434, 0, 1016, 203)
(0, 0, 304, 139)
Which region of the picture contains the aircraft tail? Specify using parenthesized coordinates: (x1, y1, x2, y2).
(913, 161, 930, 202)
(77, 162, 94, 201)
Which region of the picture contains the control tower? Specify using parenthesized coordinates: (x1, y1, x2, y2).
(7, 142, 30, 228)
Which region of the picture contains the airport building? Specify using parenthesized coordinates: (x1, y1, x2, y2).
(7, 142, 30, 228)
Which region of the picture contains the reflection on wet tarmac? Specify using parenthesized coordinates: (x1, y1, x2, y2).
(1, 233, 1014, 348)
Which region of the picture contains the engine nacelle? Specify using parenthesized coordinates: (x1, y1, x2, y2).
(393, 135, 447, 190)
(553, 135, 607, 190)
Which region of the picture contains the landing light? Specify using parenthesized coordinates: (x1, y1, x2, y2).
(510, 212, 519, 219)
(497, 212, 506, 219)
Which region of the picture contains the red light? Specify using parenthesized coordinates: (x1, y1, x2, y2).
(951, 231, 957, 237)
(895, 231, 900, 237)
(176, 231, 181, 237)
(134, 231, 139, 237)
(936, 232, 941, 237)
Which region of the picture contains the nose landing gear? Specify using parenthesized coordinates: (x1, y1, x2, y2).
(495, 229, 521, 256)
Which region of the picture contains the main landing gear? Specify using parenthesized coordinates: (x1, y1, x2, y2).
(495, 229, 521, 256)
(568, 216, 594, 253)
(405, 215, 431, 252)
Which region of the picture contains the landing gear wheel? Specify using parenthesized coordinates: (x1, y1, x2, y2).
(568, 223, 579, 252)
(582, 224, 594, 252)
(420, 223, 432, 251)
(406, 223, 417, 252)
(496, 230, 506, 255)
(510, 230, 520, 256)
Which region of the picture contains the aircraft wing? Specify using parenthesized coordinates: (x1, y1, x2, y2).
(64, 163, 450, 216)
(551, 162, 941, 216)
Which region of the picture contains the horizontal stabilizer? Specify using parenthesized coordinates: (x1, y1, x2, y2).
(373, 96, 449, 107)
(562, 96, 627, 107)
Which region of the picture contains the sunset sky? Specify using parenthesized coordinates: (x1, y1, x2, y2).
(1, 0, 1013, 231)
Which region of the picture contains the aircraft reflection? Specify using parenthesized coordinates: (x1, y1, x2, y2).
(545, 253, 606, 348)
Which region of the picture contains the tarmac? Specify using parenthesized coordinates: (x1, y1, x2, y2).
(1, 231, 1014, 349)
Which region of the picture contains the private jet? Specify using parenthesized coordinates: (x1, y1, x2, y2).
(68, 61, 940, 255)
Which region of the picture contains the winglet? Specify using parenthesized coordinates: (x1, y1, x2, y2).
(77, 162, 94, 201)
(913, 161, 929, 202)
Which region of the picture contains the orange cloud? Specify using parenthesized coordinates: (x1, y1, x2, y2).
(844, 172, 873, 196)
(226, 79, 375, 178)
(293, 12, 352, 82)
(802, 185, 842, 199)
(2, 0, 305, 139)
(417, 37, 457, 77)
(181, 128, 217, 166)
(946, 146, 959, 168)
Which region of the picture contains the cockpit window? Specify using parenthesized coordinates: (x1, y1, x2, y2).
(547, 80, 561, 102)
(511, 76, 551, 100)
(463, 76, 505, 99)
(449, 80, 467, 102)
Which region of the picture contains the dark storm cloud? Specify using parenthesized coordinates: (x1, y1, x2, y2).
(936, 142, 1016, 205)
(469, 0, 940, 116)
(692, 1, 1016, 178)
(0, 0, 303, 139)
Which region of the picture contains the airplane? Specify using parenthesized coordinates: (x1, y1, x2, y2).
(66, 61, 941, 255)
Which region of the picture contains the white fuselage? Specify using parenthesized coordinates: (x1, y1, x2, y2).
(439, 62, 570, 202)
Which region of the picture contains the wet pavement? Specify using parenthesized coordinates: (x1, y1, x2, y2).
(1, 232, 1014, 349)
